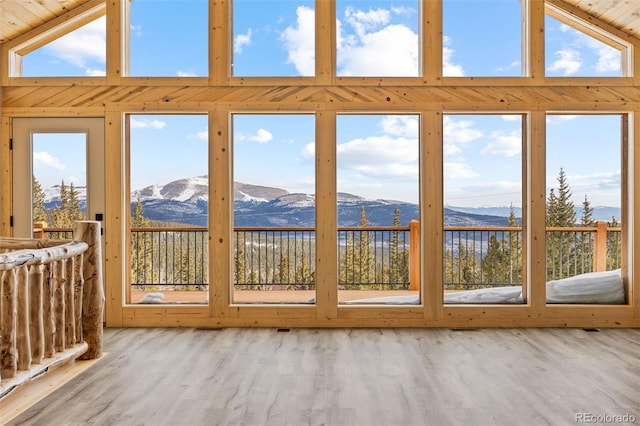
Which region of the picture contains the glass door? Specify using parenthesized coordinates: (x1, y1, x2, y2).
(12, 118, 105, 239)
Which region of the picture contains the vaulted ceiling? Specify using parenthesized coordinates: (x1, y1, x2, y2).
(1, 0, 640, 46)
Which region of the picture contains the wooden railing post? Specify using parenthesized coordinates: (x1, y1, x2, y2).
(409, 220, 420, 291)
(593, 221, 608, 272)
(1, 269, 18, 379)
(74, 221, 104, 360)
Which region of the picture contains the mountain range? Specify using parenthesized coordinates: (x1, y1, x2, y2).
(43, 176, 621, 227)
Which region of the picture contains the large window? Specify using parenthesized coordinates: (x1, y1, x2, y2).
(545, 114, 625, 304)
(336, 114, 420, 305)
(336, 0, 420, 77)
(232, 114, 316, 304)
(127, 114, 209, 305)
(443, 0, 522, 77)
(232, 0, 314, 77)
(128, 0, 208, 77)
(443, 114, 524, 304)
(21, 16, 106, 77)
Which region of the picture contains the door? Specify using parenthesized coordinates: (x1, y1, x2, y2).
(12, 117, 105, 238)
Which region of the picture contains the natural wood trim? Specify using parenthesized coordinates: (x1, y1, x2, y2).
(528, 111, 547, 312)
(210, 108, 231, 319)
(528, 0, 546, 81)
(315, 0, 335, 85)
(422, 111, 442, 319)
(1, 115, 11, 236)
(634, 110, 640, 315)
(423, 0, 442, 84)
(210, 0, 229, 85)
(337, 306, 424, 320)
(104, 109, 123, 327)
(315, 110, 338, 320)
(105, 0, 123, 84)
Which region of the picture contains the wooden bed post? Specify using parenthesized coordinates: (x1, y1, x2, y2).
(73, 221, 104, 360)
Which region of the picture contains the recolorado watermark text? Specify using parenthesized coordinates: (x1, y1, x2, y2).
(575, 412, 637, 424)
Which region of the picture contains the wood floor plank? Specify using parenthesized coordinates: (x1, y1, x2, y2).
(4, 328, 640, 426)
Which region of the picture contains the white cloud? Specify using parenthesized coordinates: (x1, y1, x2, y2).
(344, 6, 390, 36)
(43, 16, 106, 69)
(548, 49, 582, 75)
(85, 68, 106, 76)
(280, 7, 315, 76)
(380, 116, 419, 137)
(501, 115, 521, 122)
(594, 44, 620, 73)
(546, 115, 578, 125)
(193, 128, 208, 140)
(34, 151, 65, 171)
(238, 129, 273, 144)
(336, 5, 418, 76)
(177, 70, 197, 77)
(481, 131, 521, 157)
(234, 28, 252, 54)
(301, 142, 315, 160)
(130, 118, 166, 129)
(443, 36, 465, 77)
(336, 135, 418, 179)
(443, 116, 483, 156)
(130, 24, 143, 37)
(444, 161, 477, 179)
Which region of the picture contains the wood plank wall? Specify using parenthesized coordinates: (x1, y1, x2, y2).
(1, 0, 639, 328)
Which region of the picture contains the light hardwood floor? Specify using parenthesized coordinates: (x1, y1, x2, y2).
(4, 327, 640, 426)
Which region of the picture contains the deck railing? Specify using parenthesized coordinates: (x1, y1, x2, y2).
(1, 221, 104, 399)
(37, 222, 622, 291)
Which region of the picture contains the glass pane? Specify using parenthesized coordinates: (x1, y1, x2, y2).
(545, 114, 624, 304)
(129, 0, 208, 77)
(545, 15, 622, 77)
(336, 0, 420, 77)
(233, 0, 314, 77)
(232, 114, 316, 304)
(443, 115, 524, 304)
(443, 0, 522, 77)
(32, 133, 87, 239)
(337, 115, 420, 305)
(22, 17, 106, 77)
(128, 114, 209, 305)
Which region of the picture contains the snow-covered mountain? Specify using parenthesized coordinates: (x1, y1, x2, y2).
(42, 176, 620, 227)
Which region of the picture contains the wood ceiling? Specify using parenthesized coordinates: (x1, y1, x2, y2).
(1, 0, 640, 46)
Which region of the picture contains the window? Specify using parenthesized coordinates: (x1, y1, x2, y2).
(443, 114, 524, 304)
(336, 114, 420, 304)
(21, 16, 106, 77)
(443, 0, 522, 77)
(545, 4, 629, 77)
(128, 0, 208, 77)
(545, 114, 625, 304)
(336, 0, 420, 77)
(232, 114, 316, 304)
(232, 0, 314, 77)
(128, 114, 209, 305)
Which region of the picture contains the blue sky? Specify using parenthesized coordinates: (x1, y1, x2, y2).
(25, 0, 623, 209)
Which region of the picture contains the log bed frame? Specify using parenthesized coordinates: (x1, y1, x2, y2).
(0, 221, 104, 399)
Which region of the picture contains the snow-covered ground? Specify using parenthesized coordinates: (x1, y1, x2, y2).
(344, 269, 625, 305)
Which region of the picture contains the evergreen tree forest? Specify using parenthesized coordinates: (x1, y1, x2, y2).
(34, 171, 622, 293)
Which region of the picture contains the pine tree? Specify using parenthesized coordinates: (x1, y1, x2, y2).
(130, 198, 154, 287)
(32, 175, 48, 222)
(67, 182, 84, 222)
(388, 208, 409, 287)
(581, 194, 594, 226)
(482, 235, 508, 284)
(606, 216, 621, 270)
(507, 204, 522, 284)
(234, 232, 247, 285)
(546, 168, 578, 279)
(53, 180, 69, 227)
(357, 207, 375, 284)
(578, 194, 595, 272)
